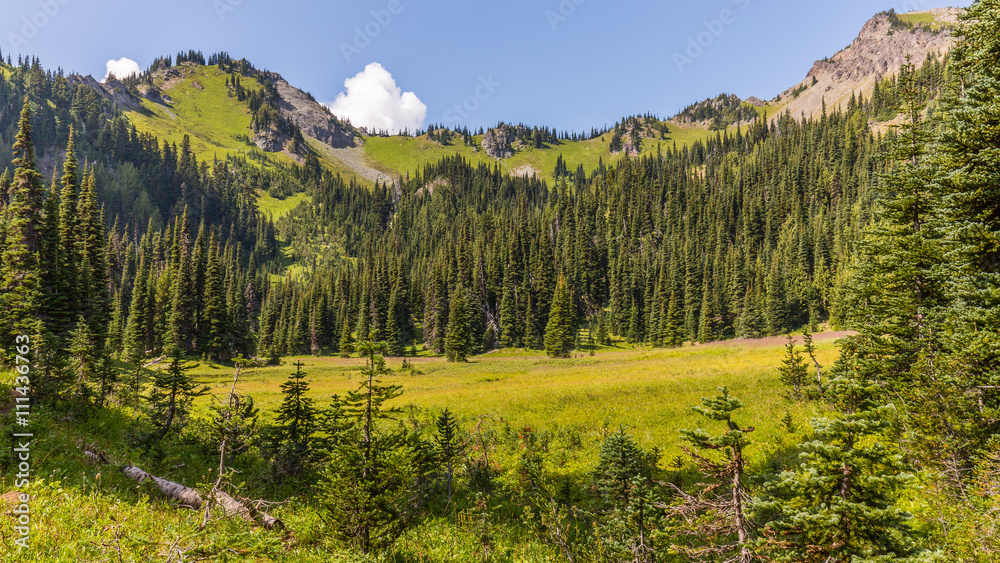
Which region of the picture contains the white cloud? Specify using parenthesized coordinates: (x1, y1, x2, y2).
(103, 57, 141, 82)
(326, 62, 426, 134)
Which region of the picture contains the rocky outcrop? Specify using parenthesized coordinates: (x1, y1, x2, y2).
(769, 9, 959, 120)
(252, 128, 287, 152)
(268, 74, 357, 148)
(482, 126, 516, 159)
(66, 74, 143, 111)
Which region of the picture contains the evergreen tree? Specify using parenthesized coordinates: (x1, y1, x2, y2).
(592, 428, 661, 563)
(75, 169, 110, 342)
(318, 340, 413, 554)
(271, 360, 317, 476)
(777, 335, 809, 400)
(545, 275, 575, 358)
(754, 393, 919, 561)
(67, 315, 98, 401)
(435, 407, 463, 504)
(57, 126, 80, 329)
(145, 358, 208, 443)
(0, 99, 45, 358)
(671, 387, 755, 563)
(201, 233, 228, 360)
(445, 285, 472, 362)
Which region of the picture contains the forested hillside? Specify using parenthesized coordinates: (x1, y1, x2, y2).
(2, 2, 1000, 561)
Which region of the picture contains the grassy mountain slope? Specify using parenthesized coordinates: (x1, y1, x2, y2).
(126, 64, 266, 164)
(108, 9, 955, 201)
(363, 120, 714, 183)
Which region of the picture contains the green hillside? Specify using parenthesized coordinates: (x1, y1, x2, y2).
(125, 63, 276, 165)
(117, 61, 716, 187)
(364, 121, 715, 183)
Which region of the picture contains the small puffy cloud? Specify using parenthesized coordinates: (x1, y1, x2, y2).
(103, 57, 141, 82)
(326, 62, 426, 134)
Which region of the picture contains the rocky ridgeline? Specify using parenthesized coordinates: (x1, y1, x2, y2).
(768, 8, 960, 120)
(673, 93, 759, 130)
(265, 73, 357, 149)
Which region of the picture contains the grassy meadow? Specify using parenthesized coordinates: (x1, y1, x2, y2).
(183, 332, 843, 462)
(0, 333, 845, 561)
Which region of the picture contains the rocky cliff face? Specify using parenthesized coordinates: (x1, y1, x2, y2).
(266, 73, 357, 149)
(768, 8, 959, 120)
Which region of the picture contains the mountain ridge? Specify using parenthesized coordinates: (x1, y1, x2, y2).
(51, 7, 961, 187)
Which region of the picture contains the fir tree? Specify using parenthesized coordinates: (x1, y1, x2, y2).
(435, 407, 463, 504)
(445, 285, 472, 362)
(671, 387, 756, 563)
(271, 360, 317, 476)
(318, 340, 413, 554)
(0, 99, 45, 357)
(754, 393, 919, 561)
(145, 357, 209, 444)
(777, 335, 809, 400)
(545, 275, 575, 358)
(592, 428, 661, 562)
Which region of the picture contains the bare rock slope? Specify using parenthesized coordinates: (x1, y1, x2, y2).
(768, 8, 960, 120)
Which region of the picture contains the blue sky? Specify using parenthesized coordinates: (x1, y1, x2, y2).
(2, 0, 971, 132)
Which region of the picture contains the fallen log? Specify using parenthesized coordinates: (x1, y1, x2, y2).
(120, 463, 284, 530)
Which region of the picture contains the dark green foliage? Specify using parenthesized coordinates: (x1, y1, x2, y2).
(144, 358, 209, 444)
(434, 408, 463, 504)
(545, 275, 575, 358)
(777, 335, 809, 400)
(318, 340, 413, 554)
(445, 285, 472, 362)
(592, 428, 661, 562)
(271, 360, 317, 477)
(755, 401, 918, 562)
(0, 99, 44, 357)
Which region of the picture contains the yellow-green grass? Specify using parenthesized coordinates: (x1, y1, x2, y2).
(363, 134, 495, 178)
(0, 333, 843, 561)
(255, 189, 309, 219)
(897, 12, 948, 30)
(185, 333, 844, 464)
(124, 64, 298, 172)
(364, 123, 715, 185)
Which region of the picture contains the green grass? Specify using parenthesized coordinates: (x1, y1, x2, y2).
(0, 333, 842, 561)
(897, 12, 948, 30)
(364, 122, 715, 185)
(255, 189, 310, 219)
(184, 333, 841, 461)
(125, 64, 267, 164)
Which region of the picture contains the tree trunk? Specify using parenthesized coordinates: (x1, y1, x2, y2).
(120, 463, 284, 530)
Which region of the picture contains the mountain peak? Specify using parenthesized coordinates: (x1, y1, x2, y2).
(765, 8, 961, 120)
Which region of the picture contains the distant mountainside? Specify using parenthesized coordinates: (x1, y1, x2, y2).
(762, 8, 959, 120)
(47, 7, 962, 187)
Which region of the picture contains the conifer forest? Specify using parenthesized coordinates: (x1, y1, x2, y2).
(1, 2, 1000, 561)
